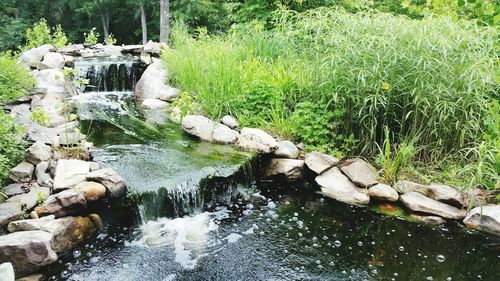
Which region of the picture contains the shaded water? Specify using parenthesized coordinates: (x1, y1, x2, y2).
(45, 56, 500, 281)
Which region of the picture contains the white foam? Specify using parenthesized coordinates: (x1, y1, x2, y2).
(226, 233, 243, 243)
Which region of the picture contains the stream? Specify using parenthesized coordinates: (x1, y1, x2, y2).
(42, 56, 500, 281)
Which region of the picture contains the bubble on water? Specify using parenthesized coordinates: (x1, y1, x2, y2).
(72, 250, 81, 258)
(341, 270, 347, 275)
(436, 255, 446, 263)
(312, 237, 318, 242)
(446, 278, 452, 281)
(293, 212, 299, 217)
(315, 260, 321, 265)
(398, 246, 405, 252)
(334, 240, 342, 247)
(298, 233, 303, 237)
(426, 277, 433, 281)
(393, 273, 398, 276)
(357, 241, 363, 246)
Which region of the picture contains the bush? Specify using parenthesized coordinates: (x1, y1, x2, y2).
(84, 28, 99, 45)
(164, 9, 497, 163)
(0, 111, 24, 187)
(25, 19, 68, 49)
(0, 52, 35, 104)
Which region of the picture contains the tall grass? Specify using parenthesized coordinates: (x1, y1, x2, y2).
(163, 9, 498, 165)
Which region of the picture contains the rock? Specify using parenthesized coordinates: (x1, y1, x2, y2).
(0, 262, 15, 281)
(40, 52, 64, 69)
(463, 188, 489, 207)
(0, 230, 57, 276)
(29, 211, 38, 220)
(135, 62, 180, 102)
(236, 128, 279, 153)
(121, 45, 144, 54)
(16, 273, 44, 281)
(3, 184, 30, 197)
(86, 168, 126, 198)
(57, 131, 86, 146)
(315, 167, 370, 206)
(35, 189, 86, 218)
(143, 41, 168, 55)
(0, 203, 23, 226)
(274, 140, 299, 159)
(400, 192, 466, 220)
(20, 45, 53, 67)
(410, 214, 446, 225)
(428, 184, 466, 207)
(25, 142, 51, 165)
(33, 69, 66, 93)
(89, 162, 100, 171)
(182, 115, 215, 141)
(340, 159, 378, 188)
(9, 104, 31, 128)
(64, 55, 75, 67)
(35, 162, 53, 187)
(74, 182, 106, 201)
(52, 159, 90, 190)
(8, 216, 95, 253)
(304, 151, 340, 174)
(264, 159, 304, 181)
(57, 44, 84, 56)
(26, 124, 59, 145)
(141, 98, 169, 110)
(6, 186, 50, 211)
(393, 180, 429, 195)
(368, 183, 399, 202)
(463, 205, 500, 235)
(212, 123, 239, 144)
(140, 52, 152, 65)
(9, 162, 35, 183)
(221, 115, 239, 130)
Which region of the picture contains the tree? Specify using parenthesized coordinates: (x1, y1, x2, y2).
(140, 1, 148, 44)
(159, 0, 169, 43)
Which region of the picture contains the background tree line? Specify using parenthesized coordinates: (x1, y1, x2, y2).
(1, 0, 497, 50)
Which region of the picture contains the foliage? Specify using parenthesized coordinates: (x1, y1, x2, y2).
(30, 107, 52, 127)
(0, 52, 35, 104)
(105, 33, 117, 45)
(84, 28, 100, 45)
(376, 127, 417, 183)
(25, 19, 68, 49)
(0, 111, 25, 187)
(164, 10, 497, 161)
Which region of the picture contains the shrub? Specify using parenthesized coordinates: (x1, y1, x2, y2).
(84, 28, 99, 45)
(0, 52, 35, 104)
(105, 33, 117, 45)
(0, 111, 25, 187)
(25, 19, 68, 49)
(164, 9, 497, 164)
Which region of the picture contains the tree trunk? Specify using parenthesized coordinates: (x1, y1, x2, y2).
(101, 9, 109, 40)
(140, 3, 148, 44)
(159, 0, 169, 44)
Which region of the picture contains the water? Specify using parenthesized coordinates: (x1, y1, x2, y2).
(47, 56, 500, 281)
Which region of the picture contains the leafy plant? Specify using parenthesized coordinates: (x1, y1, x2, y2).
(25, 19, 68, 49)
(30, 107, 52, 127)
(37, 191, 45, 205)
(376, 127, 417, 183)
(84, 28, 100, 45)
(0, 52, 35, 104)
(0, 111, 25, 187)
(105, 33, 117, 45)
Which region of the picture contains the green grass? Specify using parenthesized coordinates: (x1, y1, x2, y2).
(163, 8, 498, 189)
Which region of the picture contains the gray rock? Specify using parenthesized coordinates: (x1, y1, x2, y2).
(9, 103, 31, 127)
(86, 168, 126, 198)
(400, 192, 466, 220)
(221, 115, 239, 130)
(15, 273, 44, 281)
(25, 142, 51, 165)
(57, 44, 84, 56)
(0, 262, 15, 281)
(212, 123, 239, 144)
(6, 186, 50, 211)
(9, 162, 35, 183)
(26, 124, 59, 145)
(74, 181, 106, 201)
(121, 45, 144, 54)
(274, 140, 299, 159)
(340, 159, 378, 188)
(428, 184, 466, 207)
(40, 52, 65, 69)
(236, 128, 279, 153)
(64, 55, 75, 67)
(140, 52, 152, 65)
(182, 115, 216, 142)
(143, 41, 168, 55)
(264, 159, 304, 181)
(33, 69, 66, 93)
(315, 167, 370, 206)
(89, 162, 100, 171)
(135, 62, 180, 102)
(58, 131, 86, 146)
(0, 230, 57, 276)
(141, 98, 169, 110)
(0, 203, 23, 226)
(35, 189, 86, 218)
(368, 183, 399, 202)
(3, 184, 30, 197)
(19, 45, 53, 67)
(410, 214, 446, 225)
(8, 216, 95, 253)
(393, 180, 429, 195)
(463, 205, 500, 235)
(35, 162, 53, 188)
(304, 151, 339, 174)
(52, 159, 90, 190)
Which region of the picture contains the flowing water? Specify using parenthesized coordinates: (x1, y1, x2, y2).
(43, 56, 500, 281)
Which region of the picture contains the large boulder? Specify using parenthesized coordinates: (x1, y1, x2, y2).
(400, 192, 466, 220)
(35, 162, 53, 188)
(74, 181, 106, 201)
(463, 205, 500, 235)
(121, 45, 143, 54)
(315, 167, 370, 206)
(368, 183, 399, 202)
(340, 159, 378, 188)
(428, 184, 466, 207)
(221, 115, 239, 130)
(0, 262, 15, 281)
(52, 160, 90, 191)
(26, 124, 59, 146)
(212, 123, 239, 144)
(141, 98, 169, 110)
(86, 168, 126, 198)
(143, 41, 168, 55)
(264, 159, 305, 181)
(3, 183, 30, 197)
(6, 186, 51, 211)
(393, 180, 429, 195)
(0, 203, 23, 226)
(25, 142, 51, 165)
(135, 62, 180, 102)
(8, 216, 95, 253)
(57, 44, 84, 56)
(34, 189, 86, 218)
(20, 45, 53, 67)
(0, 230, 58, 276)
(182, 115, 216, 142)
(274, 140, 299, 159)
(304, 151, 339, 174)
(9, 104, 31, 128)
(9, 162, 35, 183)
(40, 52, 64, 69)
(236, 128, 279, 153)
(33, 69, 66, 93)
